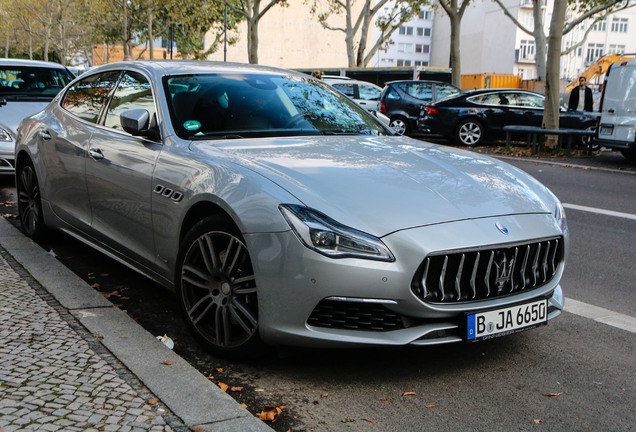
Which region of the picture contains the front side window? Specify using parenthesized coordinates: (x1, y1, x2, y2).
(104, 71, 157, 131)
(165, 73, 388, 139)
(62, 71, 121, 123)
(332, 83, 355, 98)
(0, 66, 73, 97)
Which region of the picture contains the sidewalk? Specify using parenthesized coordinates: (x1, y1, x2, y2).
(0, 217, 272, 432)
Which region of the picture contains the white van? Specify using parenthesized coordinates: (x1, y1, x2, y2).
(597, 59, 636, 160)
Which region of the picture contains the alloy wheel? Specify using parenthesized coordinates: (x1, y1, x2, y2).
(180, 228, 258, 351)
(458, 120, 483, 146)
(17, 161, 44, 239)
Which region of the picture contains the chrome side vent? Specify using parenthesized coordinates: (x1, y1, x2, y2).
(411, 238, 564, 304)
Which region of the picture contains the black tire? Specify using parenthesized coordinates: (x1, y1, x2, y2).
(176, 216, 266, 359)
(456, 119, 484, 146)
(16, 158, 47, 240)
(389, 116, 408, 135)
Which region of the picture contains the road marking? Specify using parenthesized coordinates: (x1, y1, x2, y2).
(563, 203, 636, 221)
(564, 298, 636, 334)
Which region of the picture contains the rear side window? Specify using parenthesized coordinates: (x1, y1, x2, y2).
(332, 83, 356, 98)
(358, 83, 381, 101)
(104, 71, 156, 131)
(435, 84, 461, 100)
(400, 82, 433, 101)
(384, 86, 401, 100)
(61, 71, 121, 123)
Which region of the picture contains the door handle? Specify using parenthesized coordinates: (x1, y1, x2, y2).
(39, 130, 51, 140)
(88, 148, 104, 161)
(608, 108, 615, 113)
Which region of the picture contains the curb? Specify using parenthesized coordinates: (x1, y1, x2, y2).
(0, 216, 273, 432)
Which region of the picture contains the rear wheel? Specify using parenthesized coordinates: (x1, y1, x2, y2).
(176, 216, 265, 359)
(16, 158, 47, 240)
(389, 116, 408, 135)
(580, 123, 599, 151)
(456, 119, 484, 146)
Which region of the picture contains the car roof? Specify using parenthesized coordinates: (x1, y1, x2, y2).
(327, 79, 381, 88)
(463, 88, 543, 96)
(86, 60, 307, 80)
(386, 80, 455, 86)
(0, 58, 68, 69)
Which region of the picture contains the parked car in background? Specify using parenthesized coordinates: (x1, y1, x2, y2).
(596, 59, 636, 161)
(418, 88, 599, 146)
(16, 61, 567, 359)
(0, 59, 74, 174)
(323, 77, 383, 112)
(379, 80, 463, 135)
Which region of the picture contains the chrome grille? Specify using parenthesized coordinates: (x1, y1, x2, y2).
(307, 300, 405, 331)
(411, 237, 563, 303)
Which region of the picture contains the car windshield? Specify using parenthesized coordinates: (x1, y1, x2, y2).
(0, 65, 73, 98)
(165, 73, 390, 139)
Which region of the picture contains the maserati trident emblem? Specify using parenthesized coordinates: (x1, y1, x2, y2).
(495, 222, 509, 235)
(494, 254, 515, 290)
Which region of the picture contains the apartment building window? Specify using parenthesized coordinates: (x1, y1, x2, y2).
(611, 17, 628, 32)
(398, 43, 413, 53)
(592, 19, 607, 31)
(416, 44, 423, 53)
(424, 28, 431, 36)
(417, 27, 423, 36)
(586, 43, 604, 62)
(422, 44, 430, 54)
(608, 44, 626, 54)
(399, 26, 414, 36)
(397, 59, 412, 67)
(519, 39, 535, 61)
(577, 47, 583, 57)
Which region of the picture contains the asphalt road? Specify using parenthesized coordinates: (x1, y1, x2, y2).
(0, 149, 634, 432)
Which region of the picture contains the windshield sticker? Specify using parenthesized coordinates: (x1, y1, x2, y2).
(183, 120, 201, 131)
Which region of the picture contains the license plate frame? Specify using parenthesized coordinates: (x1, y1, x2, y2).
(599, 125, 614, 135)
(466, 299, 548, 342)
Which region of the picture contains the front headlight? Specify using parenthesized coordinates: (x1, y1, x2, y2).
(280, 204, 395, 262)
(554, 200, 567, 232)
(0, 127, 12, 142)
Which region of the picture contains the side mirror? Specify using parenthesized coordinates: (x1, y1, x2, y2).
(120, 109, 159, 140)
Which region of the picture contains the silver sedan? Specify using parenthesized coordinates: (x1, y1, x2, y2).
(15, 61, 567, 359)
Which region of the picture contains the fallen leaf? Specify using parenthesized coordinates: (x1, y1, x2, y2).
(534, 419, 542, 424)
(216, 367, 224, 372)
(341, 418, 355, 423)
(241, 403, 248, 409)
(258, 406, 285, 422)
(321, 393, 329, 398)
(92, 283, 102, 290)
(147, 398, 159, 405)
(160, 361, 174, 365)
(426, 404, 435, 408)
(206, 375, 214, 380)
(545, 392, 562, 398)
(380, 398, 392, 404)
(217, 382, 229, 392)
(100, 290, 121, 298)
(363, 419, 376, 424)
(402, 391, 417, 396)
(255, 389, 265, 392)
(231, 386, 244, 392)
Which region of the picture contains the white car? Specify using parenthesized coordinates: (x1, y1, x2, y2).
(0, 59, 74, 174)
(323, 78, 383, 112)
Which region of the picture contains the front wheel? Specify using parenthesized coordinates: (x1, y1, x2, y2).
(16, 158, 47, 240)
(456, 119, 484, 146)
(176, 216, 265, 359)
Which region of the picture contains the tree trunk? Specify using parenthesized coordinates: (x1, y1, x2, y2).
(449, 13, 461, 87)
(355, 1, 371, 67)
(532, 0, 546, 81)
(247, 17, 259, 64)
(148, 9, 154, 60)
(543, 0, 568, 147)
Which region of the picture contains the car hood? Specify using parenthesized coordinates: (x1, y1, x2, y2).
(192, 136, 556, 237)
(0, 100, 50, 135)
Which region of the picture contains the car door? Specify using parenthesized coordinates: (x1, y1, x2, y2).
(513, 92, 544, 128)
(45, 71, 121, 232)
(399, 82, 433, 118)
(469, 92, 518, 133)
(356, 82, 382, 112)
(85, 70, 162, 268)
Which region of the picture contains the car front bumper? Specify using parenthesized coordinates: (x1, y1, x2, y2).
(247, 212, 566, 348)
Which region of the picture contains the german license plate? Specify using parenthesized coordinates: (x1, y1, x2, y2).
(466, 299, 547, 342)
(599, 125, 614, 135)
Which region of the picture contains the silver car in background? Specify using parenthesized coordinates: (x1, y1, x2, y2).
(16, 61, 567, 359)
(0, 59, 74, 173)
